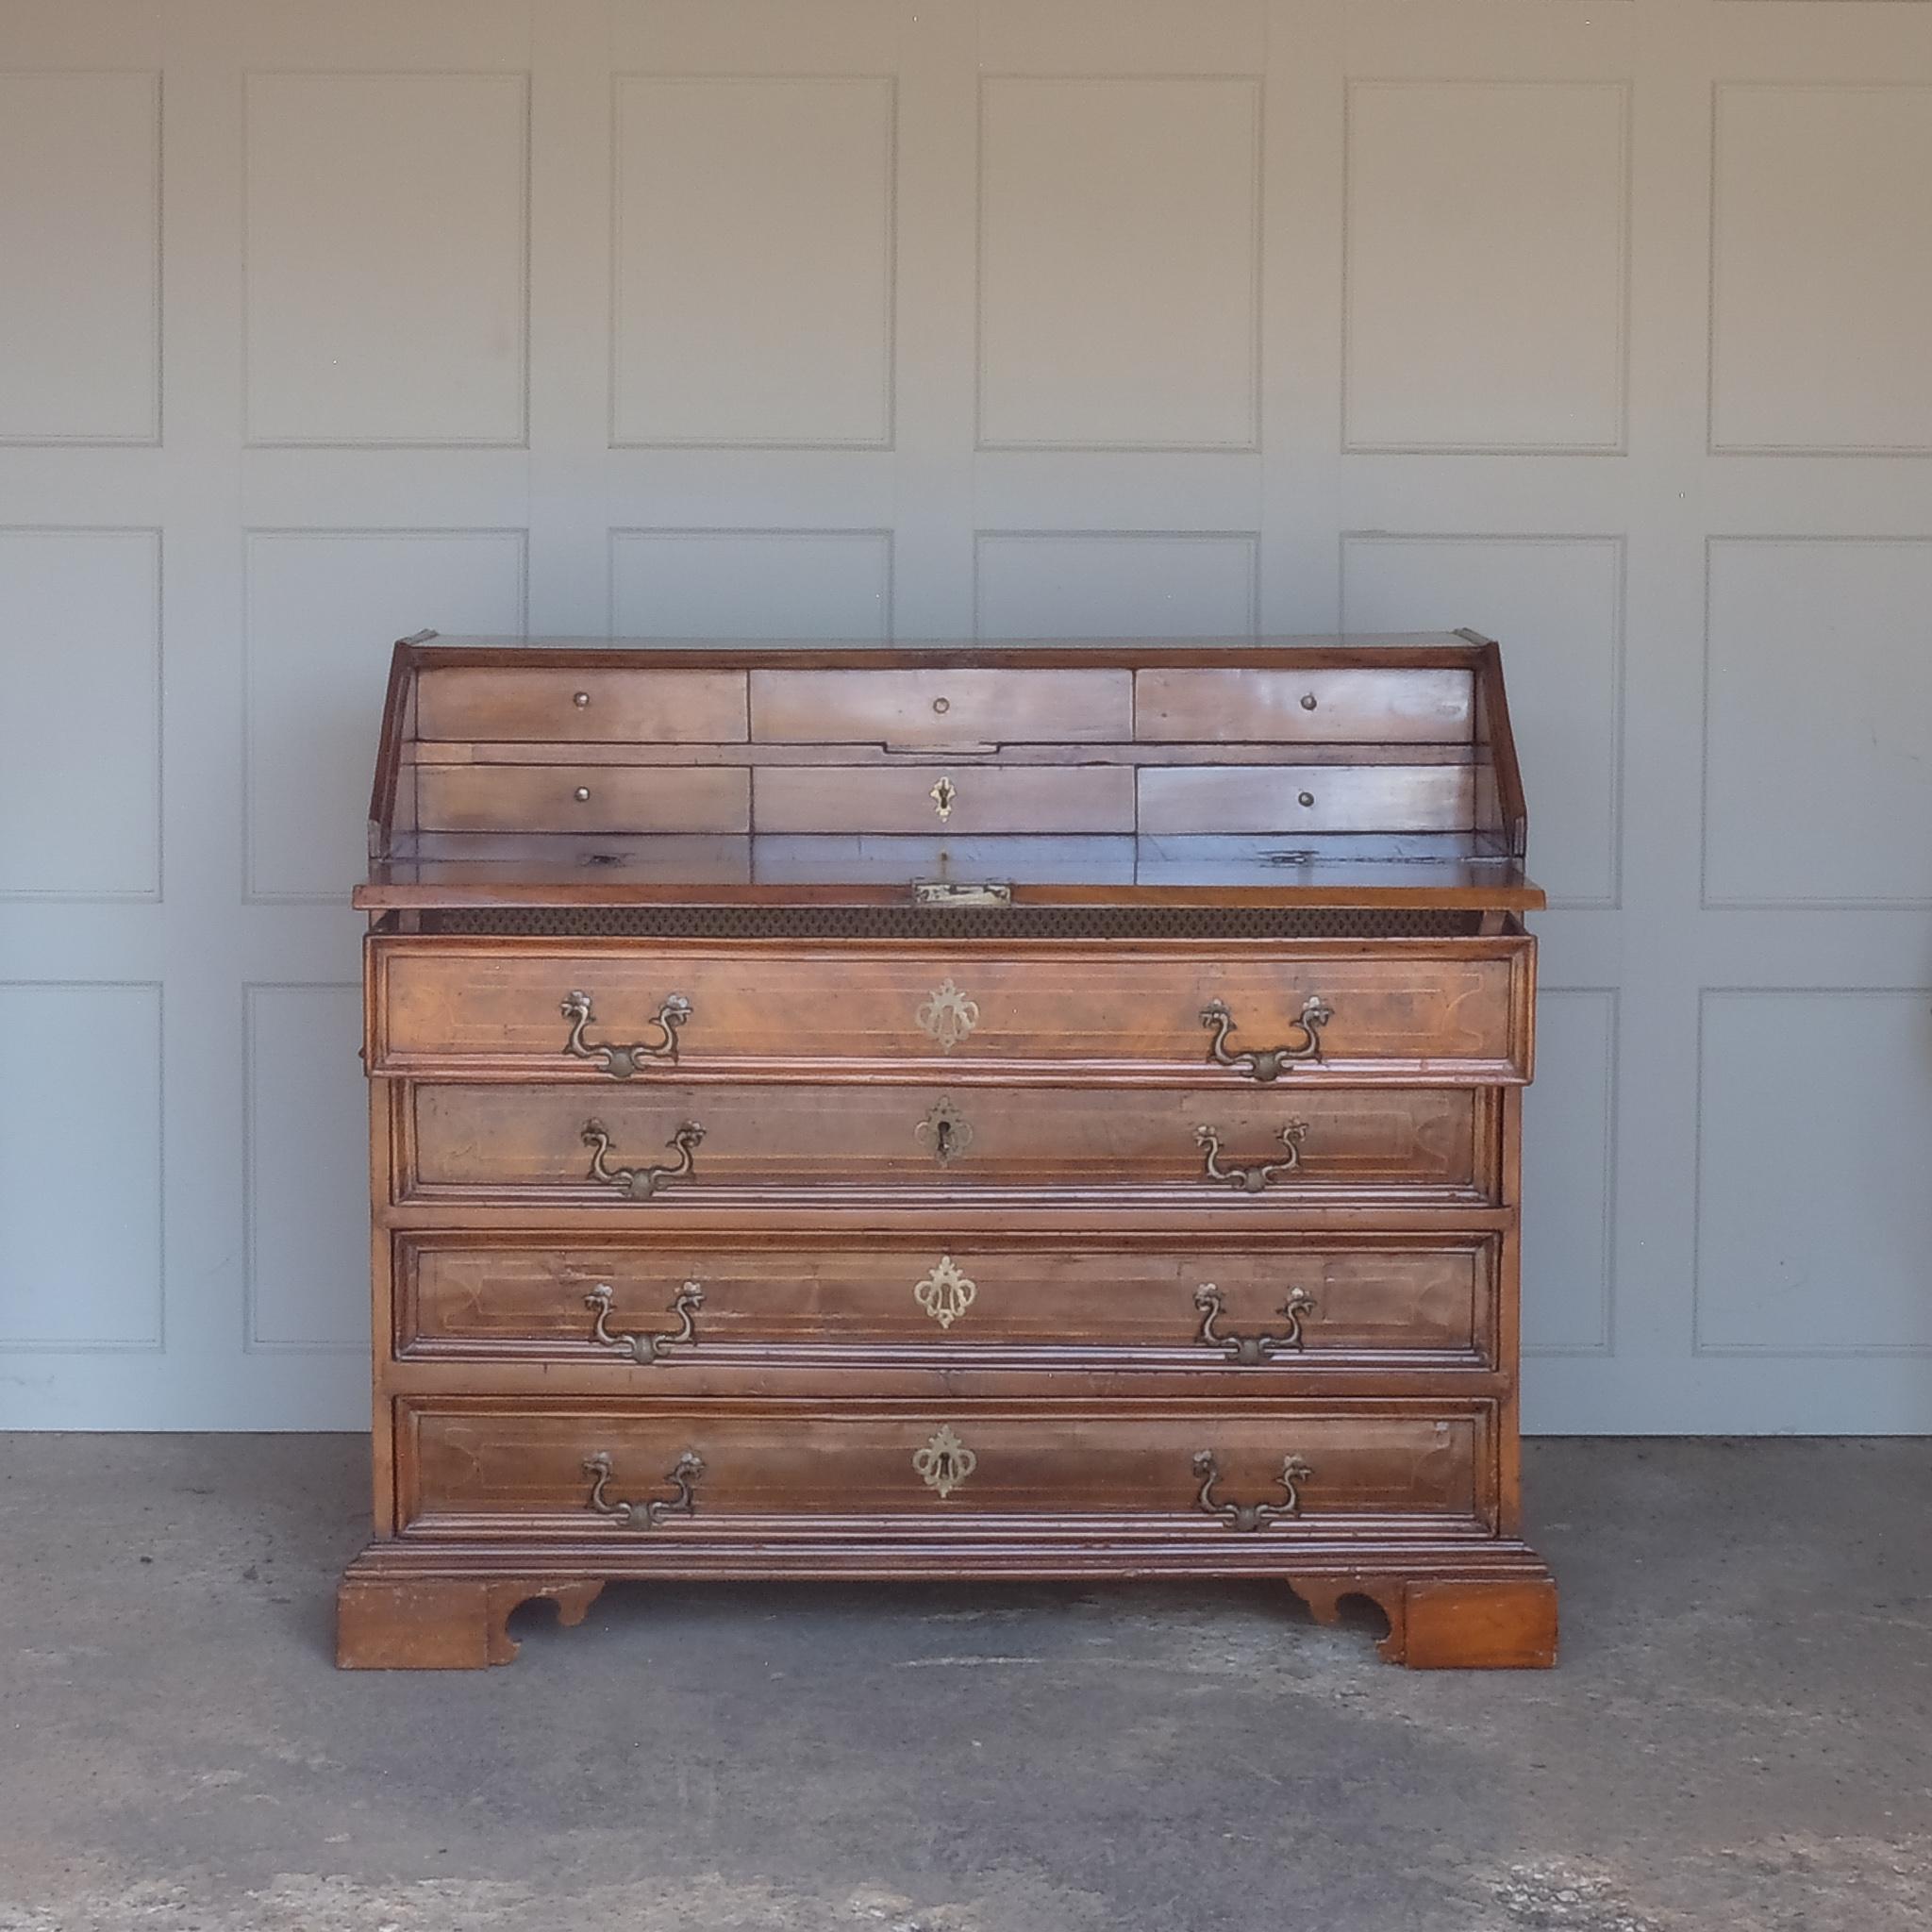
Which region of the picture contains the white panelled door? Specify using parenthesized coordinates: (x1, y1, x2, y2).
(3, 0, 1931, 1430)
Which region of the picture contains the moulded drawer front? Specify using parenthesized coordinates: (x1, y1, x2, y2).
(373, 941, 1530, 1077)
(402, 1082, 1488, 1199)
(750, 668, 1133, 745)
(400, 1235, 1490, 1362)
(414, 766, 750, 835)
(415, 667, 749, 742)
(752, 764, 1135, 835)
(399, 1400, 1491, 1532)
(1135, 667, 1474, 743)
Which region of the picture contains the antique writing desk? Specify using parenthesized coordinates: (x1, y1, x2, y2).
(337, 632, 1556, 1669)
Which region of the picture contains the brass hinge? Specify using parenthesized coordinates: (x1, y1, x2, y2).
(910, 881, 1012, 908)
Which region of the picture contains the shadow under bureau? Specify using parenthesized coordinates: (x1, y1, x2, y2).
(337, 633, 1557, 1670)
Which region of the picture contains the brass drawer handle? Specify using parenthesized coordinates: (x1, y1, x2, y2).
(582, 1449, 703, 1528)
(1195, 1120, 1307, 1192)
(585, 1280, 703, 1362)
(1192, 1284, 1317, 1362)
(560, 989, 691, 1077)
(1192, 1450, 1313, 1531)
(582, 1118, 704, 1199)
(1201, 996, 1331, 1080)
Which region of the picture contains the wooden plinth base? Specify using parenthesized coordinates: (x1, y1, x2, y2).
(337, 1539, 1556, 1671)
(336, 1570, 607, 1670)
(1291, 1571, 1557, 1668)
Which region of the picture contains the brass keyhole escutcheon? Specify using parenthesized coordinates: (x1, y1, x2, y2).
(913, 1424, 975, 1499)
(930, 774, 957, 822)
(915, 1096, 974, 1167)
(914, 1255, 977, 1329)
(915, 977, 978, 1051)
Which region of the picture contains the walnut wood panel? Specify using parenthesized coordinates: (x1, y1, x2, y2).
(397, 1232, 1494, 1363)
(402, 1081, 1488, 1200)
(415, 765, 749, 835)
(1134, 666, 1474, 744)
(398, 1399, 1491, 1534)
(752, 765, 1135, 835)
(370, 936, 1531, 1079)
(1139, 764, 1477, 836)
(415, 667, 749, 743)
(750, 667, 1133, 745)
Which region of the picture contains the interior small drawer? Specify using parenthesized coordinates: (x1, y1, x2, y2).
(752, 764, 1134, 835)
(396, 1080, 1495, 1205)
(749, 667, 1133, 745)
(1139, 764, 1475, 836)
(1134, 666, 1474, 743)
(415, 765, 749, 835)
(414, 666, 748, 742)
(395, 1398, 1496, 1537)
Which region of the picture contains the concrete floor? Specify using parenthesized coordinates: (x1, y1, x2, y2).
(1, 1439, 1927, 1932)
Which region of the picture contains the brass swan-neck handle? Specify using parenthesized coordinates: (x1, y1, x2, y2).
(582, 1118, 704, 1199)
(584, 1280, 704, 1363)
(1192, 1284, 1317, 1362)
(1191, 1450, 1313, 1531)
(1200, 996, 1332, 1081)
(561, 989, 691, 1077)
(582, 1450, 704, 1528)
(1195, 1120, 1308, 1192)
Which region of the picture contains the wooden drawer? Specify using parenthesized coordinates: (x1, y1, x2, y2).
(1139, 764, 1474, 835)
(399, 1081, 1491, 1202)
(371, 937, 1532, 1080)
(751, 668, 1133, 745)
(398, 1399, 1493, 1536)
(1135, 666, 1474, 743)
(416, 765, 749, 835)
(415, 666, 748, 743)
(753, 764, 1134, 835)
(397, 1233, 1495, 1365)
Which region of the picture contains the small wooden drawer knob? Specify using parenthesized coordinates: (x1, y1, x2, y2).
(1298, 791, 1315, 808)
(932, 695, 950, 715)
(1300, 692, 1317, 710)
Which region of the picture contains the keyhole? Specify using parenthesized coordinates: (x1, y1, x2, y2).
(935, 1119, 953, 1158)
(930, 774, 957, 821)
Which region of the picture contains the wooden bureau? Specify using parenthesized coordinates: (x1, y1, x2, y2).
(336, 633, 1557, 1670)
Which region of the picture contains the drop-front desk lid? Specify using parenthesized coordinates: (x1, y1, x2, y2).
(358, 634, 1542, 912)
